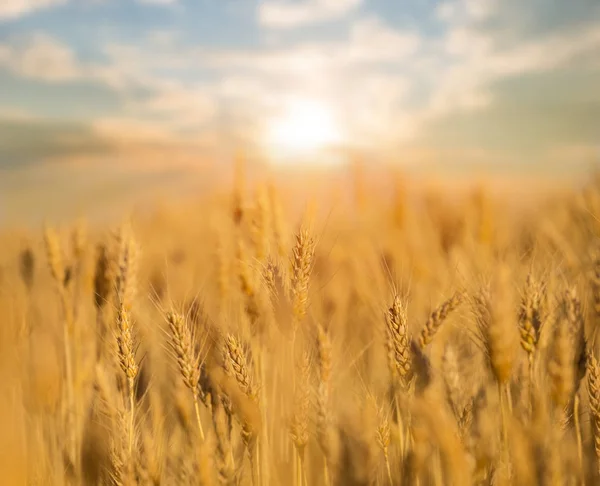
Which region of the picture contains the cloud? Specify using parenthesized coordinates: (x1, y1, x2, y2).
(347, 17, 421, 62)
(194, 16, 419, 75)
(0, 116, 112, 169)
(0, 34, 80, 82)
(0, 1, 598, 166)
(0, 34, 183, 92)
(422, 22, 600, 121)
(65, 13, 420, 144)
(186, 16, 420, 145)
(126, 86, 219, 130)
(193, 12, 600, 149)
(414, 61, 600, 155)
(259, 0, 362, 28)
(337, 74, 414, 146)
(0, 0, 67, 21)
(417, 0, 600, 145)
(74, 10, 600, 154)
(0, 110, 224, 176)
(436, 0, 600, 51)
(0, 33, 220, 139)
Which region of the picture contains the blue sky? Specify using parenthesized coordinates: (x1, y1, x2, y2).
(1, 0, 600, 218)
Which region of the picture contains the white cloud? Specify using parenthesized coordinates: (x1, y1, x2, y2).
(348, 17, 420, 62)
(444, 27, 492, 57)
(129, 86, 218, 130)
(338, 74, 414, 146)
(259, 0, 362, 28)
(0, 34, 80, 82)
(489, 25, 600, 76)
(0, 33, 219, 134)
(419, 22, 600, 123)
(0, 0, 67, 21)
(194, 16, 419, 75)
(0, 35, 179, 92)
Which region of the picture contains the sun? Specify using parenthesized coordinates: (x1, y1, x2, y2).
(265, 98, 344, 158)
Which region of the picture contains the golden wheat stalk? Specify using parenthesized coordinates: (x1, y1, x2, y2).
(587, 349, 600, 475)
(224, 334, 260, 484)
(474, 280, 517, 387)
(113, 225, 138, 312)
(113, 226, 139, 457)
(518, 273, 546, 415)
(166, 310, 205, 441)
(385, 294, 412, 390)
(115, 305, 138, 456)
(290, 224, 316, 334)
(210, 387, 235, 485)
(369, 393, 392, 486)
(518, 273, 545, 360)
(473, 267, 518, 471)
(316, 323, 335, 486)
(290, 351, 311, 486)
(419, 291, 465, 348)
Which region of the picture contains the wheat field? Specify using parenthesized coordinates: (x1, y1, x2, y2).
(2, 164, 600, 486)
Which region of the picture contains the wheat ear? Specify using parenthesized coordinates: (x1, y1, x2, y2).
(587, 349, 600, 475)
(166, 311, 205, 441)
(113, 226, 139, 457)
(419, 291, 465, 348)
(290, 224, 316, 334)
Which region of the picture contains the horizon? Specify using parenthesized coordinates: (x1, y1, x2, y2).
(0, 156, 592, 227)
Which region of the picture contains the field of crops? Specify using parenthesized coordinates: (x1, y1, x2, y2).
(1, 164, 600, 486)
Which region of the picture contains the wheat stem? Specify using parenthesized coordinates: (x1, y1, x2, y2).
(384, 451, 393, 486)
(128, 376, 135, 455)
(574, 393, 585, 486)
(194, 396, 206, 441)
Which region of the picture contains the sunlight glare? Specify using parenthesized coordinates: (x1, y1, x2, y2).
(265, 98, 344, 159)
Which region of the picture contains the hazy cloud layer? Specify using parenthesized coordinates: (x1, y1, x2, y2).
(0, 0, 598, 174)
(0, 0, 67, 21)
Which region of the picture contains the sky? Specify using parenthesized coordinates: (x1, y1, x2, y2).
(1, 0, 600, 221)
